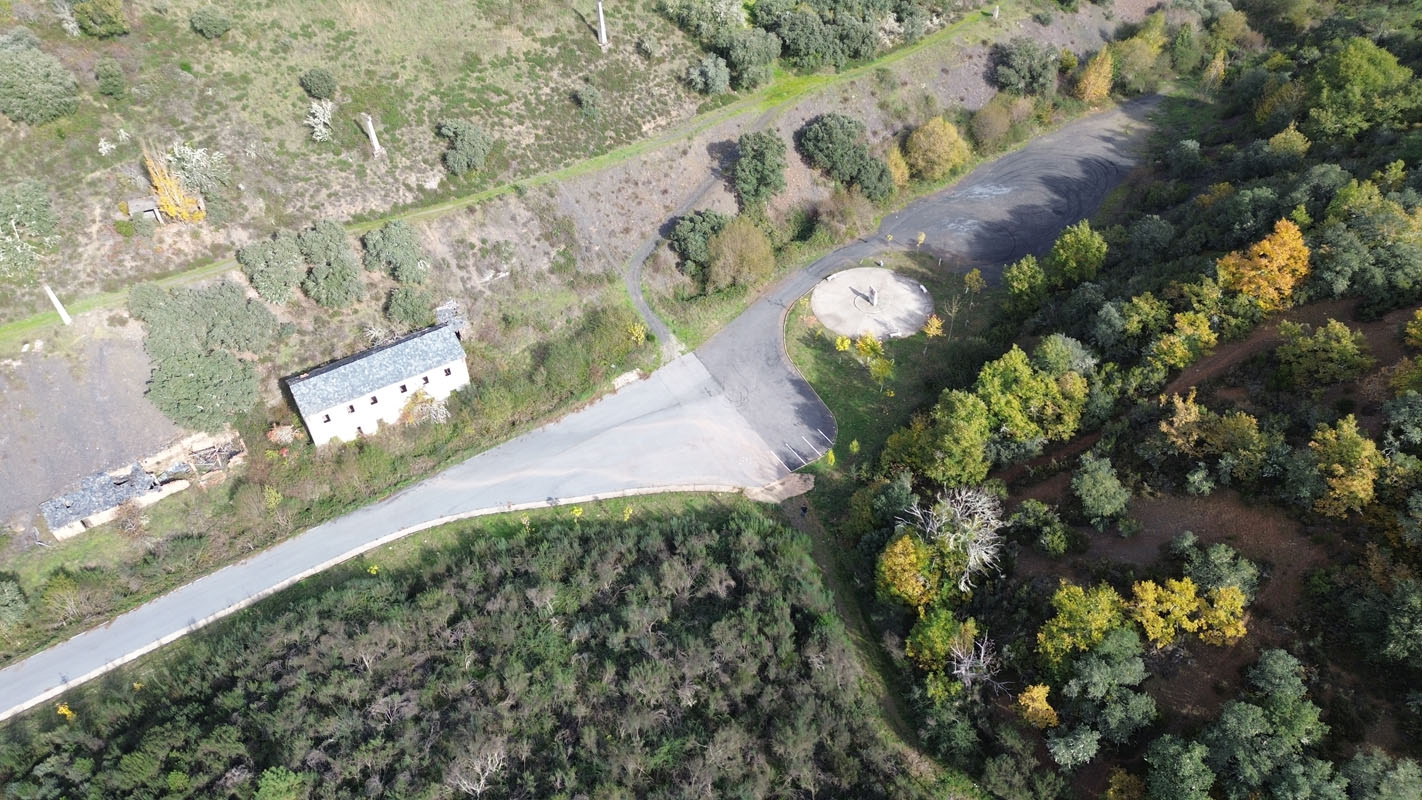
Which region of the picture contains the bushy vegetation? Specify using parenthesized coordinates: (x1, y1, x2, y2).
(298, 220, 364, 309)
(384, 285, 434, 328)
(298, 67, 336, 100)
(361, 219, 427, 283)
(435, 118, 492, 177)
(73, 0, 128, 38)
(992, 37, 1058, 95)
(797, 113, 894, 201)
(128, 282, 274, 431)
(0, 180, 57, 283)
(236, 232, 305, 304)
(731, 130, 788, 210)
(0, 509, 941, 798)
(685, 53, 731, 94)
(0, 28, 79, 125)
(188, 6, 232, 39)
(668, 208, 730, 278)
(94, 56, 124, 99)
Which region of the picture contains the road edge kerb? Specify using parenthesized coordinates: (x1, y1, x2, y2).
(0, 482, 755, 724)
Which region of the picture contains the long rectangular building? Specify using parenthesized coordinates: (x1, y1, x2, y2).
(286, 325, 469, 446)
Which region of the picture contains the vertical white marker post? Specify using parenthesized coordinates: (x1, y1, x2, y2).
(596, 0, 609, 49)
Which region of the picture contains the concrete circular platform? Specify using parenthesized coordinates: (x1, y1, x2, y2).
(810, 267, 934, 339)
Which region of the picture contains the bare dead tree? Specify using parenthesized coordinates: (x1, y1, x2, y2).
(446, 739, 508, 796)
(896, 487, 1005, 592)
(950, 636, 1007, 695)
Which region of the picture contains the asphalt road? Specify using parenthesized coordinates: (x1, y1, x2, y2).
(0, 98, 1156, 723)
(697, 96, 1158, 468)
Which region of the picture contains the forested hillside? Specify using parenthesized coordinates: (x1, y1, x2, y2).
(0, 509, 954, 798)
(824, 0, 1422, 795)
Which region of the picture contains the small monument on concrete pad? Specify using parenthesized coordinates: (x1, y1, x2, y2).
(811, 266, 934, 340)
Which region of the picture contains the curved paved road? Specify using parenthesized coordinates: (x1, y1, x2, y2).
(0, 98, 1156, 723)
(698, 96, 1159, 467)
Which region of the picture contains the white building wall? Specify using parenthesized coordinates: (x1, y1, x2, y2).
(302, 357, 471, 447)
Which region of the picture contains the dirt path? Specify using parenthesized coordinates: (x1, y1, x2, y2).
(778, 497, 933, 768)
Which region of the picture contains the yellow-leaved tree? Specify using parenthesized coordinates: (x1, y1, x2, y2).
(1037, 580, 1127, 666)
(1216, 218, 1310, 313)
(876, 532, 938, 611)
(1074, 49, 1114, 103)
(143, 144, 204, 223)
(1016, 684, 1059, 728)
(1197, 586, 1249, 645)
(1309, 415, 1385, 518)
(1130, 578, 1203, 648)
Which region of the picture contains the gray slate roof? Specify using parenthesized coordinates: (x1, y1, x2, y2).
(41, 465, 157, 530)
(286, 324, 465, 414)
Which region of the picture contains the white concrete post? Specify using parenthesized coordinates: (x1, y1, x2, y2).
(43, 284, 72, 326)
(359, 112, 386, 159)
(993, 4, 1000, 19)
(596, 0, 609, 48)
(869, 287, 878, 307)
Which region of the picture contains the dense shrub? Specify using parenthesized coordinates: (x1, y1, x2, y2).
(73, 0, 128, 37)
(723, 27, 780, 89)
(236, 232, 305, 304)
(685, 53, 730, 94)
(0, 29, 79, 125)
(128, 282, 272, 430)
(434, 118, 492, 177)
(903, 117, 971, 181)
(385, 286, 435, 328)
(189, 6, 231, 39)
(297, 221, 363, 308)
(993, 37, 1058, 95)
(94, 57, 124, 99)
(970, 98, 1012, 150)
(146, 349, 258, 432)
(362, 219, 427, 283)
(1306, 37, 1414, 141)
(732, 130, 788, 210)
(574, 85, 602, 120)
(668, 209, 730, 273)
(797, 113, 893, 200)
(706, 215, 774, 291)
(1073, 452, 1130, 530)
(298, 67, 336, 100)
(1274, 319, 1374, 387)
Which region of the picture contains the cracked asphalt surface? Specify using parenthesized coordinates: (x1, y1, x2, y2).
(0, 98, 1156, 722)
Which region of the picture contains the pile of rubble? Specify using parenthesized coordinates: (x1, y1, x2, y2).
(39, 430, 245, 540)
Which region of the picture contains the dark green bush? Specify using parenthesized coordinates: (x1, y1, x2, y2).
(385, 286, 434, 328)
(73, 0, 128, 37)
(298, 67, 336, 100)
(435, 118, 491, 177)
(797, 113, 894, 200)
(297, 221, 363, 308)
(668, 209, 730, 272)
(362, 220, 426, 283)
(684, 54, 730, 95)
(189, 6, 232, 39)
(992, 37, 1058, 95)
(732, 130, 788, 210)
(236, 232, 305, 304)
(94, 56, 124, 99)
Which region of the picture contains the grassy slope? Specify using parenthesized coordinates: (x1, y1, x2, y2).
(0, 2, 1028, 350)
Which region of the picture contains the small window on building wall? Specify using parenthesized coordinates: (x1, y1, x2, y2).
(348, 405, 355, 414)
(322, 414, 331, 423)
(400, 384, 408, 393)
(444, 367, 453, 377)
(370, 396, 378, 405)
